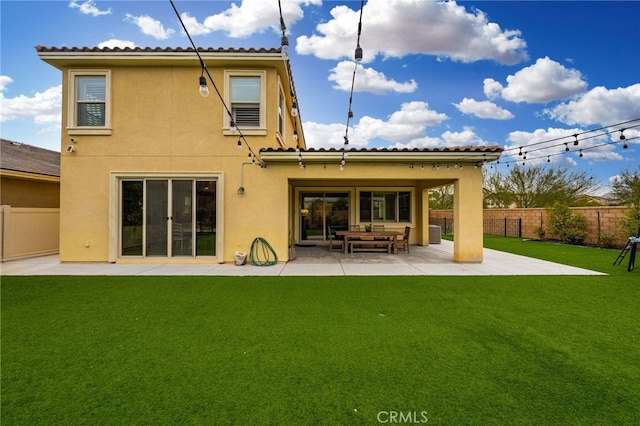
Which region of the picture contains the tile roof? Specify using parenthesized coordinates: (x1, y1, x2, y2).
(35, 46, 280, 54)
(261, 145, 503, 153)
(1, 139, 60, 177)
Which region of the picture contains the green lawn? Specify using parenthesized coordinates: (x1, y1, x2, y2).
(2, 238, 638, 425)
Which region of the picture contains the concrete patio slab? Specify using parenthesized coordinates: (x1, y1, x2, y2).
(1, 240, 605, 276)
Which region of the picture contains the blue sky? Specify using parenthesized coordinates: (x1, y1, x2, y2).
(1, 0, 639, 192)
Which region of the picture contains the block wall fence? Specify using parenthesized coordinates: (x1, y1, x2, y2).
(429, 206, 631, 246)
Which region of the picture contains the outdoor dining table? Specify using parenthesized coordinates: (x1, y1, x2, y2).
(335, 230, 404, 254)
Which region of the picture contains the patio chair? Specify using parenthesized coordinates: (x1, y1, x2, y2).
(372, 224, 386, 246)
(328, 226, 343, 252)
(396, 226, 410, 253)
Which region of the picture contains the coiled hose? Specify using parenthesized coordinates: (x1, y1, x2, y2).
(249, 237, 278, 266)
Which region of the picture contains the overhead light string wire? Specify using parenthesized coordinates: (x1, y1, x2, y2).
(278, 0, 305, 168)
(450, 118, 640, 169)
(340, 0, 365, 171)
(501, 118, 640, 158)
(169, 0, 264, 166)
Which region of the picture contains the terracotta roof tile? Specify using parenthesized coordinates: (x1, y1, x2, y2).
(1, 139, 60, 177)
(35, 46, 280, 54)
(261, 146, 503, 153)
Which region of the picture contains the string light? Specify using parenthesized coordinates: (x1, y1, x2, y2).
(198, 72, 209, 97)
(169, 0, 264, 166)
(340, 0, 365, 170)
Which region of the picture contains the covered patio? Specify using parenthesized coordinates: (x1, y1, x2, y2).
(262, 146, 504, 263)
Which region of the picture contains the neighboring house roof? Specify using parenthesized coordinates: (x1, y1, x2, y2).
(1, 139, 60, 177)
(260, 146, 503, 164)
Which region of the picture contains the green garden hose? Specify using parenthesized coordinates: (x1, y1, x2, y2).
(249, 237, 278, 266)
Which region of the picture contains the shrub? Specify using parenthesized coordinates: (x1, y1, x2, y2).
(598, 233, 618, 249)
(534, 226, 546, 241)
(618, 204, 640, 238)
(546, 202, 587, 244)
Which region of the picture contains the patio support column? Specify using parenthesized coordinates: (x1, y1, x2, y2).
(453, 174, 483, 262)
(420, 188, 430, 246)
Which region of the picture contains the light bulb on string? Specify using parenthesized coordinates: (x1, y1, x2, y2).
(291, 102, 298, 117)
(237, 139, 242, 150)
(198, 74, 209, 97)
(354, 45, 363, 62)
(573, 134, 579, 146)
(280, 36, 289, 60)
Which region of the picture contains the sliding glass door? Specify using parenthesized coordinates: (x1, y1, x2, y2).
(120, 179, 216, 258)
(300, 192, 349, 242)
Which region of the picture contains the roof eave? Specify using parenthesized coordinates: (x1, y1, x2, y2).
(260, 150, 502, 164)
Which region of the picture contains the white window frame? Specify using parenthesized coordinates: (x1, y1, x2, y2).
(67, 69, 112, 135)
(357, 187, 414, 224)
(223, 70, 266, 136)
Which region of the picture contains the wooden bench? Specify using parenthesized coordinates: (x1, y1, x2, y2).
(349, 239, 392, 253)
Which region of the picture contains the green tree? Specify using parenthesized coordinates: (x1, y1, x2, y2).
(612, 166, 640, 237)
(483, 165, 597, 208)
(429, 185, 454, 210)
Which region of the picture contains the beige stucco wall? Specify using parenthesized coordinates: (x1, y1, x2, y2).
(56, 63, 301, 263)
(48, 55, 488, 264)
(1, 175, 60, 208)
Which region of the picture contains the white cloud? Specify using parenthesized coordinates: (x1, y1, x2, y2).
(329, 61, 417, 94)
(441, 127, 487, 146)
(303, 121, 369, 149)
(483, 78, 503, 100)
(180, 0, 319, 38)
(0, 75, 13, 92)
(545, 83, 640, 126)
(497, 57, 587, 103)
(125, 14, 175, 40)
(0, 78, 61, 128)
(69, 0, 111, 17)
(304, 101, 447, 148)
(296, 0, 528, 64)
(454, 98, 514, 120)
(97, 39, 137, 49)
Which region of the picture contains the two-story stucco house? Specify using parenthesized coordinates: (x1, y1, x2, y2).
(37, 45, 501, 264)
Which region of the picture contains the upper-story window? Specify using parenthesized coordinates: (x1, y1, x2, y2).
(224, 71, 266, 136)
(68, 70, 111, 135)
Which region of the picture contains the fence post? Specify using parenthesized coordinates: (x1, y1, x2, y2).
(504, 217, 507, 237)
(519, 218, 522, 238)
